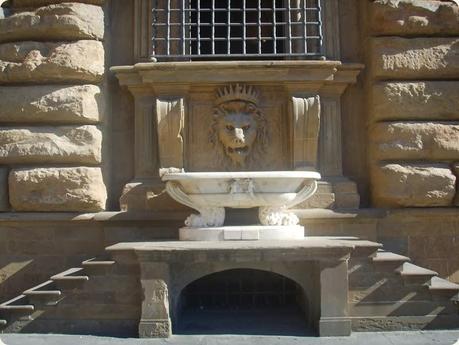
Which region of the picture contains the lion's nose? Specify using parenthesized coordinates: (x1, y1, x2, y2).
(234, 128, 245, 143)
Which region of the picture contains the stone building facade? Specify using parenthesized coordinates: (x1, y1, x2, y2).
(0, 0, 458, 337)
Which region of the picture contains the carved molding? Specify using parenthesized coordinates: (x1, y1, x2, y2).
(156, 98, 185, 169)
(291, 95, 321, 170)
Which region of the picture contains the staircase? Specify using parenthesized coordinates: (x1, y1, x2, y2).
(349, 246, 459, 330)
(0, 257, 115, 334)
(0, 238, 458, 335)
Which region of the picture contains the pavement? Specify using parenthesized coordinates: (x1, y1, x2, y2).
(1, 331, 459, 345)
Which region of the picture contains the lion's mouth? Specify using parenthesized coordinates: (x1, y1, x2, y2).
(227, 146, 249, 155)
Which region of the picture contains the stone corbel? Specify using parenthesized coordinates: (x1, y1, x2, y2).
(290, 95, 321, 170)
(156, 97, 185, 170)
(120, 88, 187, 211)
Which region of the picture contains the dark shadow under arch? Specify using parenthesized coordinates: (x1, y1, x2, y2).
(174, 268, 313, 336)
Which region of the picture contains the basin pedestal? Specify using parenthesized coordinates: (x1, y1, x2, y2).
(179, 225, 305, 241)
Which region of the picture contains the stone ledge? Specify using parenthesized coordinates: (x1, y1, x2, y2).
(0, 85, 103, 124)
(369, 0, 459, 36)
(10, 0, 105, 8)
(0, 125, 102, 164)
(9, 167, 107, 212)
(371, 37, 459, 80)
(0, 40, 104, 84)
(0, 3, 104, 43)
(370, 122, 459, 161)
(1, 208, 459, 223)
(371, 82, 459, 122)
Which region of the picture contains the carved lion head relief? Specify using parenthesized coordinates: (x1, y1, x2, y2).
(209, 84, 268, 169)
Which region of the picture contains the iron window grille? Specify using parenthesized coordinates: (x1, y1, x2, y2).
(149, 0, 324, 61)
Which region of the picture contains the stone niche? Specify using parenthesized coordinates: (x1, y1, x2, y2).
(112, 61, 362, 212)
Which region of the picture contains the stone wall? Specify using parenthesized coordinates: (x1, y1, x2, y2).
(0, 0, 107, 212)
(367, 0, 459, 207)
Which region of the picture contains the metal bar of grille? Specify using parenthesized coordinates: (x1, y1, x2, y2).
(197, 0, 201, 55)
(242, 0, 246, 54)
(166, 0, 171, 55)
(317, 0, 324, 56)
(151, 0, 324, 61)
(272, 0, 277, 54)
(303, 0, 308, 54)
(286, 0, 292, 54)
(212, 0, 215, 54)
(257, 0, 262, 54)
(227, 0, 231, 54)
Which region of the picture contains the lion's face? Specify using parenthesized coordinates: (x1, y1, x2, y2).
(215, 101, 258, 166)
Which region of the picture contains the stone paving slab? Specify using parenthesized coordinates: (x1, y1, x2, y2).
(1, 331, 459, 345)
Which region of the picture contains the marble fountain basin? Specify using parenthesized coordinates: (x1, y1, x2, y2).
(162, 171, 321, 229)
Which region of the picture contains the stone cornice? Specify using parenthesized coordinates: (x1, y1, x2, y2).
(111, 61, 364, 95)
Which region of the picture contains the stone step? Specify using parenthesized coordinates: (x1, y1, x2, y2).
(315, 237, 382, 257)
(427, 277, 459, 292)
(427, 277, 459, 301)
(371, 250, 411, 271)
(81, 258, 116, 275)
(349, 240, 383, 258)
(372, 250, 411, 263)
(396, 262, 438, 286)
(0, 295, 34, 317)
(51, 267, 89, 291)
(397, 262, 438, 277)
(23, 281, 63, 307)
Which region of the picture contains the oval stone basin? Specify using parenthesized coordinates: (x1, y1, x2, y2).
(162, 171, 321, 208)
(162, 171, 321, 228)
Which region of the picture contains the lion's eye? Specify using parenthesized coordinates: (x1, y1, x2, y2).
(242, 125, 250, 130)
(226, 125, 234, 131)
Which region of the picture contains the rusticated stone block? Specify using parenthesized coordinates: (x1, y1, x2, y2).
(453, 163, 459, 207)
(0, 85, 103, 124)
(371, 37, 459, 79)
(370, 0, 459, 36)
(9, 167, 107, 211)
(0, 40, 104, 83)
(372, 82, 459, 121)
(0, 125, 102, 164)
(0, 167, 8, 211)
(11, 0, 104, 8)
(371, 122, 459, 161)
(0, 3, 104, 43)
(372, 163, 456, 207)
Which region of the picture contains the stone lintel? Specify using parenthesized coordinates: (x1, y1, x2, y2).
(107, 239, 354, 264)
